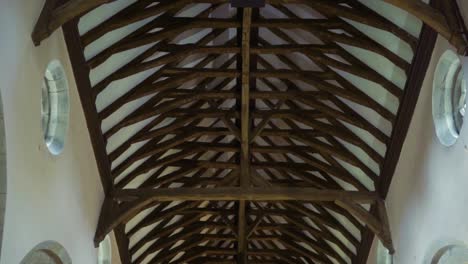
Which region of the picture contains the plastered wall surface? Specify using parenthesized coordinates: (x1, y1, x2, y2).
(0, 0, 109, 263)
(367, 3, 468, 262)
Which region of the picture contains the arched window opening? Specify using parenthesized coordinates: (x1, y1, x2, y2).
(98, 235, 112, 264)
(432, 245, 468, 264)
(432, 50, 467, 146)
(20, 241, 72, 264)
(41, 60, 69, 155)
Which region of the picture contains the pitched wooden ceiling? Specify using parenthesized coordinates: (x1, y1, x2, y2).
(33, 0, 467, 263)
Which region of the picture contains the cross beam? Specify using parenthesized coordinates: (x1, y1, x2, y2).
(94, 188, 382, 249)
(114, 188, 379, 203)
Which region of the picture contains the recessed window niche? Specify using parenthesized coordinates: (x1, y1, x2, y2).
(432, 50, 467, 146)
(41, 60, 69, 155)
(20, 241, 72, 264)
(377, 240, 392, 264)
(432, 245, 468, 264)
(98, 235, 112, 264)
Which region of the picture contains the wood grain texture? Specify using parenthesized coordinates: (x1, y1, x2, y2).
(55, 0, 455, 262)
(354, 17, 439, 264)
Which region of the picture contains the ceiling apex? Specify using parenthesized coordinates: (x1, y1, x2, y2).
(230, 0, 265, 8)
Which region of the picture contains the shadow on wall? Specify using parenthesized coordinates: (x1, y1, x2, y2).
(20, 241, 71, 264)
(0, 92, 6, 260)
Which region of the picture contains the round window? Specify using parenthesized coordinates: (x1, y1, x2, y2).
(432, 50, 467, 147)
(41, 60, 69, 155)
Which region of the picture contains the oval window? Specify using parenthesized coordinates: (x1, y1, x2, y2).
(432, 50, 467, 146)
(41, 60, 69, 155)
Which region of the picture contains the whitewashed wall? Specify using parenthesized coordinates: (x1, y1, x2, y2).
(0, 0, 109, 263)
(367, 1, 468, 262)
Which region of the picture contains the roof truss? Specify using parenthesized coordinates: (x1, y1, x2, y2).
(33, 0, 467, 263)
(33, 0, 467, 53)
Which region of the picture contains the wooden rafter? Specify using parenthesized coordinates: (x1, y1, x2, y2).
(34, 0, 467, 53)
(114, 188, 379, 202)
(355, 17, 439, 264)
(32, 0, 115, 45)
(382, 0, 467, 54)
(62, 19, 113, 195)
(94, 188, 380, 243)
(51, 0, 463, 263)
(238, 7, 252, 263)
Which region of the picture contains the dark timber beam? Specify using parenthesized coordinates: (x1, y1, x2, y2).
(32, 0, 114, 46)
(93, 188, 379, 244)
(62, 20, 113, 195)
(55, 0, 454, 261)
(114, 225, 132, 264)
(336, 200, 394, 254)
(382, 0, 467, 54)
(230, 0, 265, 8)
(238, 8, 252, 263)
(114, 188, 379, 203)
(354, 19, 439, 264)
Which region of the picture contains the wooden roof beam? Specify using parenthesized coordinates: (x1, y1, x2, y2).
(238, 7, 253, 264)
(253, 61, 385, 165)
(355, 16, 439, 264)
(256, 208, 342, 263)
(299, 0, 418, 50)
(115, 188, 379, 203)
(140, 203, 236, 263)
(257, 34, 395, 123)
(382, 0, 467, 54)
(92, 27, 230, 96)
(81, 0, 193, 46)
(55, 0, 453, 261)
(104, 54, 236, 138)
(32, 0, 114, 46)
(251, 153, 341, 190)
(93, 187, 379, 244)
(336, 200, 394, 254)
(113, 225, 131, 264)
